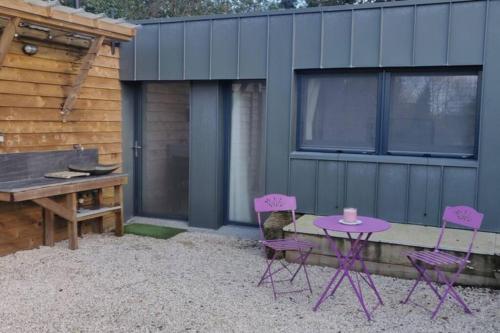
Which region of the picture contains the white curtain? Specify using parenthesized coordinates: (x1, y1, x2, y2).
(228, 82, 266, 223)
(304, 78, 321, 141)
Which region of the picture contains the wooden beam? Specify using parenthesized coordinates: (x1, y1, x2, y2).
(114, 185, 124, 236)
(0, 17, 19, 67)
(43, 208, 55, 247)
(0, 0, 136, 41)
(33, 197, 75, 222)
(61, 35, 105, 121)
(65, 193, 78, 250)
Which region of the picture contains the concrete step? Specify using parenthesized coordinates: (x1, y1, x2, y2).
(283, 215, 500, 288)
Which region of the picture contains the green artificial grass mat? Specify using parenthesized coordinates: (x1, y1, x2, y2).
(124, 223, 186, 240)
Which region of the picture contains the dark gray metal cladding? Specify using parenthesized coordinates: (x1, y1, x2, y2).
(0, 149, 98, 183)
(119, 0, 500, 232)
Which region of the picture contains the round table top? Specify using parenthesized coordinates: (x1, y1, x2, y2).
(313, 215, 391, 233)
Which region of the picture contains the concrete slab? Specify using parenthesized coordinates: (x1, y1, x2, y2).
(127, 216, 260, 240)
(284, 215, 497, 255)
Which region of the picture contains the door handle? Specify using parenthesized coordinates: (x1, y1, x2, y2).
(132, 141, 142, 158)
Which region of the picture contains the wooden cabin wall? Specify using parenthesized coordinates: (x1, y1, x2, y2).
(0, 39, 123, 255)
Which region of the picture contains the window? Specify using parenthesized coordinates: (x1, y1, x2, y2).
(298, 73, 379, 153)
(297, 69, 480, 158)
(388, 72, 478, 157)
(227, 81, 266, 224)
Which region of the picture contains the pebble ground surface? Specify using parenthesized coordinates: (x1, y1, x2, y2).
(0, 232, 498, 333)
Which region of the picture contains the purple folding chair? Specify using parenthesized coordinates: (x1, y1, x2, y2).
(254, 194, 315, 299)
(402, 206, 484, 319)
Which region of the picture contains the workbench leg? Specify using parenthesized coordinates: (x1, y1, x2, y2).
(66, 193, 78, 250)
(96, 189, 104, 234)
(43, 208, 55, 247)
(77, 223, 83, 238)
(114, 185, 124, 236)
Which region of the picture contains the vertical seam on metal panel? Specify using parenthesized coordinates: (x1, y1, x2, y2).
(379, 8, 383, 67)
(446, 1, 452, 65)
(349, 9, 354, 67)
(405, 164, 411, 223)
(476, 0, 489, 209)
(288, 157, 292, 196)
(438, 165, 445, 226)
(292, 13, 296, 69)
(133, 36, 137, 80)
(424, 162, 429, 220)
(320, 11, 324, 68)
(344, 161, 348, 206)
(265, 15, 270, 193)
(215, 84, 219, 225)
(336, 154, 341, 211)
(374, 163, 379, 217)
(183, 21, 186, 80)
(187, 82, 193, 223)
(237, 18, 241, 79)
(266, 16, 270, 79)
(288, 14, 296, 195)
(412, 4, 417, 66)
(482, 0, 489, 64)
(157, 23, 161, 80)
(209, 20, 213, 80)
(314, 160, 319, 214)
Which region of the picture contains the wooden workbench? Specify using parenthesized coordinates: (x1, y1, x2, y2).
(0, 174, 127, 250)
(0, 150, 127, 250)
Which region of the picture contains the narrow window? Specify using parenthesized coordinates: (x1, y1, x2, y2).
(227, 81, 266, 224)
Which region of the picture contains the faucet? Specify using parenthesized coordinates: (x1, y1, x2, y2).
(73, 144, 84, 151)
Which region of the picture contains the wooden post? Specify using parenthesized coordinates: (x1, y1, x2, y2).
(114, 185, 124, 236)
(43, 208, 55, 247)
(60, 35, 105, 121)
(0, 17, 20, 67)
(95, 188, 104, 234)
(66, 193, 78, 250)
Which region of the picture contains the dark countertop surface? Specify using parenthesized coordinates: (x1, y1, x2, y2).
(0, 173, 127, 193)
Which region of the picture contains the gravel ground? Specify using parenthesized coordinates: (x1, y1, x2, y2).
(0, 232, 498, 333)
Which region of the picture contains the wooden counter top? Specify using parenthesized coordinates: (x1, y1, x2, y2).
(0, 173, 127, 202)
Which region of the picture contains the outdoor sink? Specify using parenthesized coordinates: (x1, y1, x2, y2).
(68, 163, 120, 176)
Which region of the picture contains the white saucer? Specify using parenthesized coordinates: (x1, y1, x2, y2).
(339, 219, 363, 225)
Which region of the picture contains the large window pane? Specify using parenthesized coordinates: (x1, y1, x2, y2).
(298, 73, 379, 152)
(228, 81, 266, 224)
(388, 72, 478, 156)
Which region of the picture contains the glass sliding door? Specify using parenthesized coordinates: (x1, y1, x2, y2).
(139, 82, 190, 219)
(227, 81, 266, 224)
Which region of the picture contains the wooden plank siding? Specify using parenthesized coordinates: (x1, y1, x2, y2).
(0, 39, 123, 255)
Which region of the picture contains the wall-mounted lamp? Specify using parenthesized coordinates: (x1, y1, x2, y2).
(22, 44, 38, 55)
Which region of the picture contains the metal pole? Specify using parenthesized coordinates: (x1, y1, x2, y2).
(75, 0, 80, 9)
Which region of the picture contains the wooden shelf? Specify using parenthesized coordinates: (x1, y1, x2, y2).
(76, 206, 121, 222)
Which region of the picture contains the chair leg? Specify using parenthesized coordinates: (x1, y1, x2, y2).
(431, 286, 451, 320)
(290, 249, 313, 293)
(258, 253, 276, 286)
(258, 251, 279, 300)
(402, 276, 421, 304)
(403, 258, 442, 304)
(432, 268, 472, 318)
(290, 249, 310, 281)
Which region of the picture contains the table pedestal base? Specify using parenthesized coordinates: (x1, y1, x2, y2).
(313, 231, 383, 321)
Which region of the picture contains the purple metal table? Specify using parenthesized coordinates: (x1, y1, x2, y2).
(313, 215, 391, 320)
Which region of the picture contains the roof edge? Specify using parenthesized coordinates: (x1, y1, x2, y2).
(134, 0, 483, 25)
